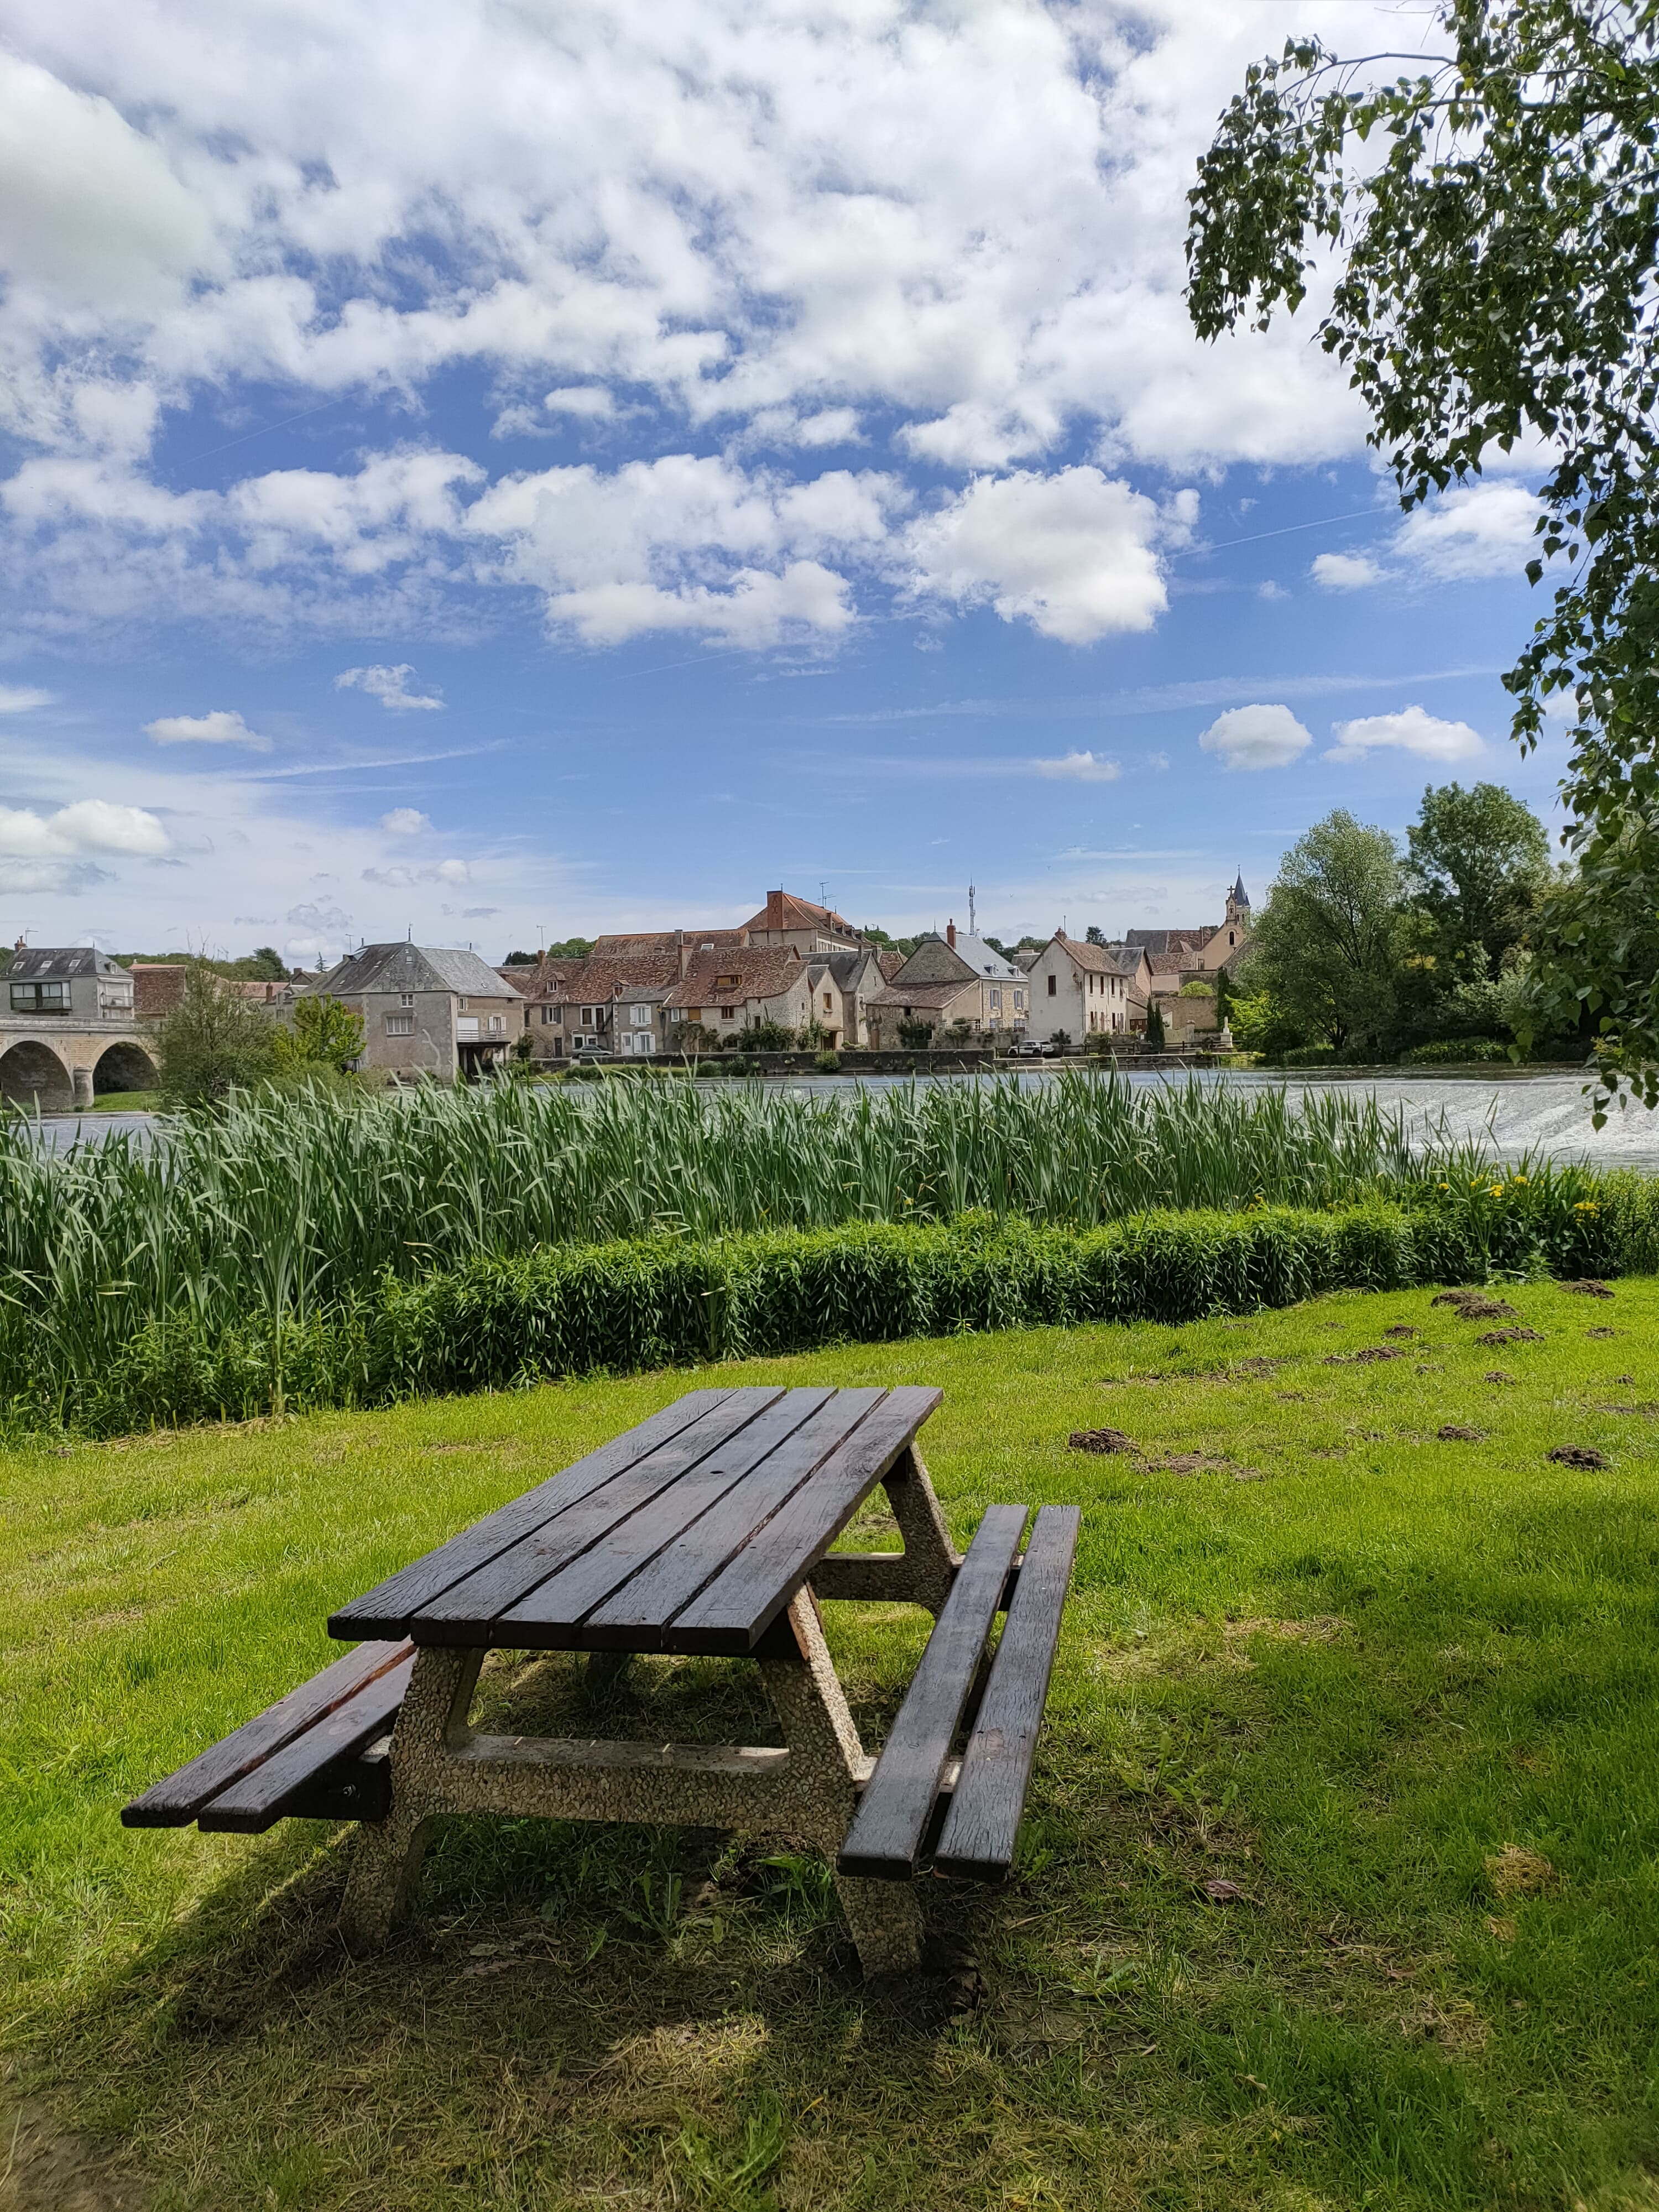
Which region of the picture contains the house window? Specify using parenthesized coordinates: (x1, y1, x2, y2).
(1015, 990, 1025, 1010)
(489, 1015, 504, 1034)
(458, 997, 468, 1011)
(990, 988, 1001, 1013)
(580, 1006, 596, 1025)
(720, 1006, 735, 1021)
(386, 1014, 414, 1036)
(456, 1016, 479, 1038)
(1046, 974, 1056, 997)
(822, 992, 832, 1013)
(714, 973, 740, 990)
(399, 993, 414, 1008)
(630, 1002, 653, 1024)
(540, 1005, 557, 1024)
(8, 980, 67, 1012)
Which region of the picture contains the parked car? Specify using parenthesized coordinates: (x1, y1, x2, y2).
(1012, 1037, 1050, 1058)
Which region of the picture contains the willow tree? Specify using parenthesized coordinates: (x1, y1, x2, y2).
(1186, 1, 1659, 1120)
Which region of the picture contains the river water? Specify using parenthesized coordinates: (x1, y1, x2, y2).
(18, 1068, 1656, 1171)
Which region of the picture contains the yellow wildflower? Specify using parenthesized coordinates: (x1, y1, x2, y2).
(1489, 1185, 1504, 1197)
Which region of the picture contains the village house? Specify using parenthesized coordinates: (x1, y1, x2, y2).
(805, 943, 891, 1048)
(739, 889, 864, 955)
(862, 922, 1027, 1046)
(1128, 877, 1252, 1001)
(1024, 933, 1152, 1046)
(309, 942, 520, 1082)
(662, 945, 813, 1046)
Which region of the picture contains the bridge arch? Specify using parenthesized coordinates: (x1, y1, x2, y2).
(94, 1040, 156, 1096)
(0, 1038, 73, 1110)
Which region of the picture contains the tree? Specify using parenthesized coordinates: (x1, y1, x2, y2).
(502, 949, 540, 967)
(1214, 964, 1235, 1026)
(1084, 924, 1107, 946)
(544, 937, 594, 961)
(896, 1018, 935, 1048)
(154, 962, 276, 1107)
(1143, 1003, 1166, 1049)
(1405, 781, 1551, 982)
(1185, 3, 1659, 1115)
(1248, 812, 1406, 1052)
(272, 993, 366, 1073)
(862, 925, 920, 958)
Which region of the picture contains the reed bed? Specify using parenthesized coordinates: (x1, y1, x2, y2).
(0, 1071, 1592, 1428)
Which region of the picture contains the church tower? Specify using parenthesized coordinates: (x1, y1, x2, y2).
(1224, 873, 1250, 932)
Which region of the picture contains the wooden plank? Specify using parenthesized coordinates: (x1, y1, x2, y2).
(582, 1386, 891, 1650)
(196, 1655, 416, 1833)
(328, 1388, 743, 1640)
(665, 1385, 944, 1654)
(496, 1388, 860, 1644)
(836, 1504, 1027, 1880)
(278, 1740, 392, 1825)
(410, 1386, 790, 1642)
(932, 1504, 1081, 1881)
(119, 1638, 413, 1828)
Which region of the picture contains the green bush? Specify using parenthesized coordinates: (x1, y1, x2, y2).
(815, 1050, 841, 1073)
(1400, 1037, 1512, 1066)
(19, 1178, 1632, 1437)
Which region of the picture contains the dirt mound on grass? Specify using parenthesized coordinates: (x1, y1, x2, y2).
(1478, 1327, 1545, 1345)
(1432, 1290, 1519, 1319)
(1069, 1427, 1136, 1454)
(1561, 1279, 1614, 1298)
(1437, 1425, 1485, 1442)
(1323, 1345, 1407, 1366)
(1547, 1444, 1610, 1469)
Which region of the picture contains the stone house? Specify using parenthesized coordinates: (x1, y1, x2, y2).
(1129, 878, 1252, 1002)
(805, 945, 891, 1048)
(739, 889, 864, 955)
(662, 946, 813, 1046)
(7, 945, 133, 1021)
(862, 922, 1029, 1045)
(514, 951, 682, 1060)
(309, 942, 519, 1081)
(1025, 933, 1151, 1045)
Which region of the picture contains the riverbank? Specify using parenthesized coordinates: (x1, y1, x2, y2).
(7, 1279, 1657, 2210)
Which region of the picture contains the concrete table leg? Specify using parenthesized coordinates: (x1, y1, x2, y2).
(759, 1589, 924, 1976)
(340, 1645, 481, 1947)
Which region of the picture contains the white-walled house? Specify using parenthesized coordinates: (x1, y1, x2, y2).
(1025, 933, 1152, 1045)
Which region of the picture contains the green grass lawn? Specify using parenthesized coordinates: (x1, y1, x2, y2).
(6, 1279, 1659, 2210)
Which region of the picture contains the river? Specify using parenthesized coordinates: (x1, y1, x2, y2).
(16, 1068, 1657, 1171)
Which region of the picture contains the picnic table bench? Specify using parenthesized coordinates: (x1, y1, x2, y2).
(123, 1384, 1079, 1975)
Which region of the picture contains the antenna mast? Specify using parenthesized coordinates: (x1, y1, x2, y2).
(968, 881, 977, 936)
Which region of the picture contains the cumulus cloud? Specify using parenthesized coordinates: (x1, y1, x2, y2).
(144, 708, 272, 749)
(337, 663, 444, 712)
(363, 857, 469, 888)
(1326, 706, 1483, 763)
(1031, 750, 1121, 782)
(0, 684, 53, 712)
(0, 4, 1399, 650)
(905, 469, 1180, 644)
(1391, 483, 1541, 581)
(1198, 703, 1312, 771)
(380, 807, 431, 835)
(1311, 550, 1387, 591)
(0, 797, 169, 857)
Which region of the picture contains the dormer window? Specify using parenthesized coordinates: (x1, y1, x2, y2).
(714, 973, 740, 990)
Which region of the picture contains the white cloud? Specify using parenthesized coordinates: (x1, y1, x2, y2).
(337, 664, 444, 712)
(363, 856, 469, 888)
(144, 708, 272, 750)
(0, 797, 169, 857)
(1326, 706, 1483, 763)
(0, 3, 1410, 650)
(1391, 483, 1541, 581)
(905, 469, 1177, 644)
(543, 387, 614, 419)
(1311, 550, 1387, 591)
(0, 685, 54, 712)
(1198, 703, 1312, 772)
(380, 807, 431, 835)
(1031, 750, 1121, 782)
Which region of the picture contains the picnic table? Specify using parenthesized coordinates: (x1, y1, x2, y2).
(124, 1384, 1078, 1976)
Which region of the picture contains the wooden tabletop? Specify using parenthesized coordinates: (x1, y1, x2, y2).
(329, 1384, 941, 1658)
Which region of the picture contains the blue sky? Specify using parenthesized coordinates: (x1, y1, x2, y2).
(0, 1, 1568, 964)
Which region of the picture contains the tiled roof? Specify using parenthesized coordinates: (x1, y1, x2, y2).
(1146, 951, 1198, 978)
(739, 889, 860, 940)
(591, 928, 747, 957)
(884, 937, 975, 988)
(315, 943, 517, 1000)
(1125, 927, 1211, 956)
(1050, 933, 1146, 977)
(663, 946, 806, 1009)
(864, 978, 981, 1013)
(877, 949, 905, 979)
(554, 953, 682, 1003)
(7, 946, 126, 980)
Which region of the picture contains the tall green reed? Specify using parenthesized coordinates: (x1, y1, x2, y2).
(0, 1068, 1542, 1411)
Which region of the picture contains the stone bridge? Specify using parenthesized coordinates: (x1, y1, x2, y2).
(0, 1016, 157, 1110)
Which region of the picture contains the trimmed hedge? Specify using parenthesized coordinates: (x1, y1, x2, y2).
(30, 1176, 1650, 1439)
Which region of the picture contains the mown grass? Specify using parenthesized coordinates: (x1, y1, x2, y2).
(6, 1279, 1659, 2208)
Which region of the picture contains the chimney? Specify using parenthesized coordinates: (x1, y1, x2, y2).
(947, 919, 956, 948)
(676, 927, 687, 979)
(766, 890, 784, 933)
